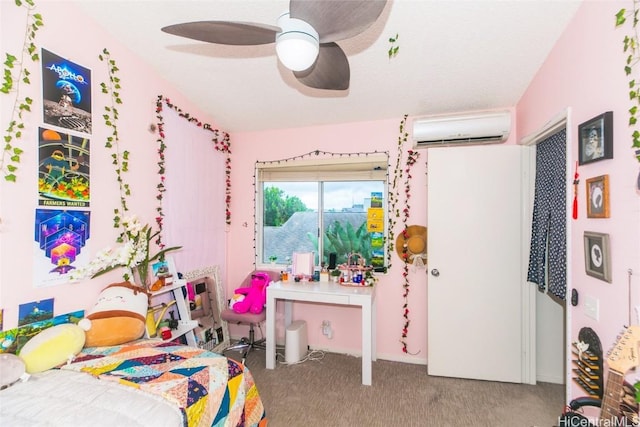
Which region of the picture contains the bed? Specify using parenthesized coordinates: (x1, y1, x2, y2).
(0, 339, 266, 427)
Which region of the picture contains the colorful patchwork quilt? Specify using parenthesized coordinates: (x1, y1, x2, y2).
(61, 339, 266, 427)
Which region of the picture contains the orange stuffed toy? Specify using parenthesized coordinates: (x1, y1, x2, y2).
(78, 281, 149, 347)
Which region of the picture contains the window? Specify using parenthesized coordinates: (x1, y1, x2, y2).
(256, 153, 388, 270)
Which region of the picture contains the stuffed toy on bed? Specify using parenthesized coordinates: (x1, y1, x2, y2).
(18, 323, 87, 373)
(232, 272, 271, 314)
(78, 281, 149, 347)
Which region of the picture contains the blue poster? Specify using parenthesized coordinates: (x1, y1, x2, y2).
(41, 48, 92, 134)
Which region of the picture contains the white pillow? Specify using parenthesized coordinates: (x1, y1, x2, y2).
(0, 353, 26, 389)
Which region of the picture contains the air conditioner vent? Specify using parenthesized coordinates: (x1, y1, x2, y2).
(412, 111, 511, 148)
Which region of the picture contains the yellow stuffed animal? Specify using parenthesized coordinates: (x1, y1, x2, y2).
(19, 323, 87, 373)
(79, 282, 149, 347)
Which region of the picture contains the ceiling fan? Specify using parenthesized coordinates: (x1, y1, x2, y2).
(161, 0, 387, 91)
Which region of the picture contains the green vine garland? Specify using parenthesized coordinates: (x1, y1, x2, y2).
(98, 48, 130, 242)
(388, 33, 399, 59)
(98, 54, 232, 267)
(1, 0, 43, 182)
(616, 3, 640, 162)
(387, 114, 408, 268)
(618, 6, 640, 398)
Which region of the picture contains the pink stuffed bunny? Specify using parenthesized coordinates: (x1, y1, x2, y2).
(232, 272, 271, 314)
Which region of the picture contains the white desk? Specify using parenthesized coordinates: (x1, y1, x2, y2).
(265, 281, 376, 385)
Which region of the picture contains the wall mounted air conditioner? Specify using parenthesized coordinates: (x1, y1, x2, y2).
(412, 110, 511, 148)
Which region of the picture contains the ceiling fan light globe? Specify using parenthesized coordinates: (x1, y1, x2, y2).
(276, 34, 319, 71)
(275, 14, 319, 72)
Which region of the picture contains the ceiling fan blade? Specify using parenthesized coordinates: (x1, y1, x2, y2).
(161, 21, 279, 45)
(293, 42, 349, 91)
(290, 0, 387, 43)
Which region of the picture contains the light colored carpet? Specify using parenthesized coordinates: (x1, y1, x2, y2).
(239, 348, 564, 427)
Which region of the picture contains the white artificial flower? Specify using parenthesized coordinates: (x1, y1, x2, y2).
(69, 215, 180, 286)
(123, 215, 144, 238)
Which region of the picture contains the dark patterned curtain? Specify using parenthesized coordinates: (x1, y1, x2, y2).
(527, 130, 567, 300)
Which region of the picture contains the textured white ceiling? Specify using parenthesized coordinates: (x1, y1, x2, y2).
(75, 0, 583, 133)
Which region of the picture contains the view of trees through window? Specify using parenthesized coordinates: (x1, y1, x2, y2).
(263, 187, 308, 227)
(261, 181, 385, 269)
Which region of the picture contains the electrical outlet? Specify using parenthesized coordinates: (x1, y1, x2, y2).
(322, 320, 332, 338)
(584, 295, 599, 321)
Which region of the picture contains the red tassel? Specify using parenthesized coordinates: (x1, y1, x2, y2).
(572, 161, 579, 220)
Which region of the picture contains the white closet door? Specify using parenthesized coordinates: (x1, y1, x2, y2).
(427, 144, 525, 383)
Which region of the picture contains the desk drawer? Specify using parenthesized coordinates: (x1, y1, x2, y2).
(269, 290, 350, 305)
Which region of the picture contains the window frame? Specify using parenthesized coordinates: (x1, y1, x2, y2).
(255, 153, 389, 270)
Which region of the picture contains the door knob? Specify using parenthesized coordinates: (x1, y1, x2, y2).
(431, 269, 440, 277)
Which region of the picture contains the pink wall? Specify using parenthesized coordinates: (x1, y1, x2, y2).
(229, 121, 429, 362)
(0, 3, 223, 330)
(517, 0, 640, 401)
(0, 1, 430, 364)
(2, 0, 637, 385)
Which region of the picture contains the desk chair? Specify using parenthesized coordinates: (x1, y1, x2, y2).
(221, 270, 280, 364)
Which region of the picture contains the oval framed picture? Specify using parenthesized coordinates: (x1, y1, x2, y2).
(585, 174, 610, 218)
(583, 231, 611, 282)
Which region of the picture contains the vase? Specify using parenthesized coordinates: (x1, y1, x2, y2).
(131, 266, 150, 291)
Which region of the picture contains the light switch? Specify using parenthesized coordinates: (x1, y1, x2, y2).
(584, 295, 599, 321)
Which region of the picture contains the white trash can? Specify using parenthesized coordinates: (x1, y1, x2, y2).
(285, 320, 308, 364)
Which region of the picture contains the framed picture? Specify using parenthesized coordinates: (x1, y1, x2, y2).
(152, 256, 177, 286)
(583, 231, 611, 282)
(578, 111, 613, 165)
(585, 175, 610, 218)
(152, 260, 170, 278)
